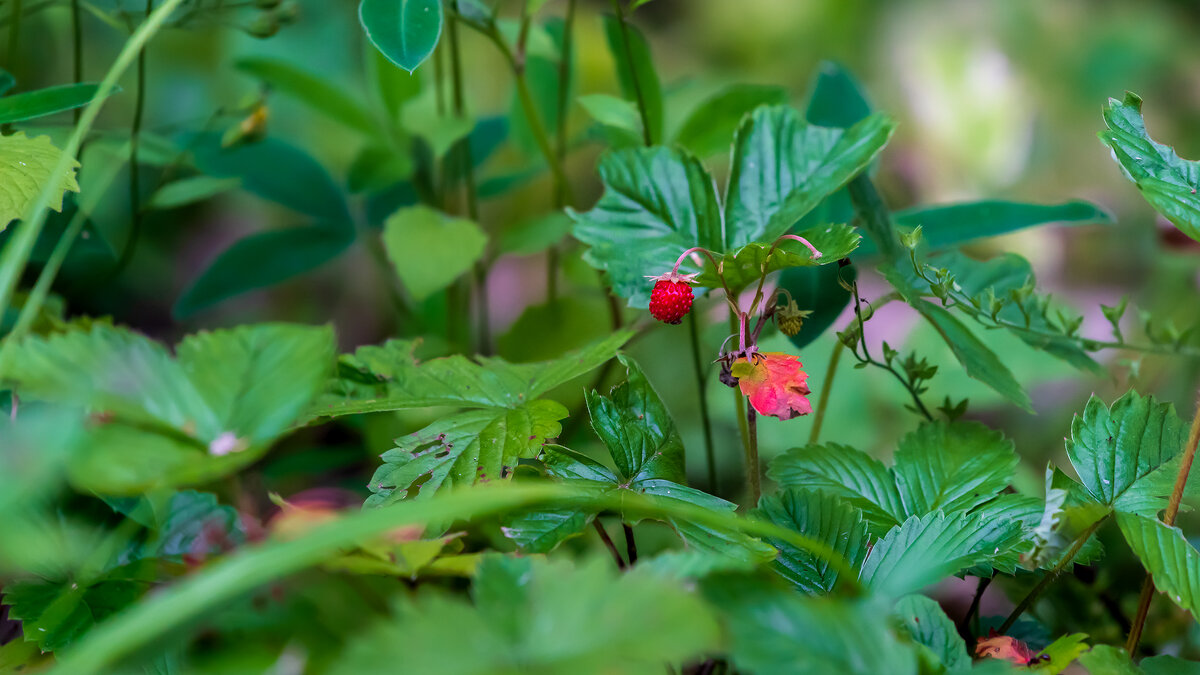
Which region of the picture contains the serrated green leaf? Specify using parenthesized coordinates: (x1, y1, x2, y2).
(692, 222, 859, 293)
(499, 508, 594, 553)
(908, 297, 1033, 411)
(381, 205, 487, 301)
(331, 556, 718, 675)
(602, 15, 662, 144)
(1078, 645, 1142, 674)
(0, 83, 113, 124)
(859, 512, 1023, 597)
(586, 354, 684, 483)
(174, 226, 352, 318)
(754, 489, 867, 594)
(769, 442, 906, 535)
(3, 565, 152, 653)
(1099, 92, 1200, 242)
(674, 83, 789, 158)
(1034, 634, 1090, 675)
(1066, 391, 1187, 515)
(0, 132, 80, 231)
(725, 105, 895, 248)
(638, 548, 758, 580)
(3, 323, 335, 493)
(893, 420, 1018, 516)
(569, 146, 722, 307)
(703, 576, 919, 675)
(1118, 512, 1200, 621)
(235, 57, 378, 134)
(894, 594, 971, 672)
(359, 0, 443, 73)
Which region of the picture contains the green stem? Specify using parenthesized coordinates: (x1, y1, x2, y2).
(998, 514, 1109, 634)
(71, 0, 83, 123)
(0, 0, 189, 377)
(688, 311, 717, 492)
(729, 312, 752, 497)
(112, 0, 153, 280)
(1126, 392, 1200, 653)
(6, 0, 21, 72)
(609, 0, 652, 146)
(808, 339, 844, 444)
(745, 406, 760, 505)
(545, 0, 576, 301)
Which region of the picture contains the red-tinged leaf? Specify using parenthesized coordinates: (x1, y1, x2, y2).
(975, 631, 1041, 665)
(730, 352, 812, 420)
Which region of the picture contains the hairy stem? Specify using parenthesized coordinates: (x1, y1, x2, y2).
(1126, 392, 1200, 653)
(688, 311, 718, 492)
(808, 339, 844, 444)
(593, 519, 626, 569)
(999, 514, 1109, 634)
(608, 0, 652, 146)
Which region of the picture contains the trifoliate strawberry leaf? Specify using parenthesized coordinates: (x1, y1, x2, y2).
(893, 594, 972, 673)
(352, 333, 631, 506)
(725, 105, 895, 248)
(703, 575, 919, 675)
(1099, 92, 1200, 242)
(0, 132, 81, 230)
(3, 323, 335, 494)
(768, 442, 906, 535)
(330, 556, 719, 675)
(753, 489, 868, 594)
(859, 511, 1023, 597)
(570, 104, 891, 307)
(1065, 391, 1188, 516)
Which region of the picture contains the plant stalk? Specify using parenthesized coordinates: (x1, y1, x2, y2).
(71, 0, 83, 123)
(593, 519, 626, 569)
(745, 407, 760, 505)
(808, 339, 844, 444)
(112, 0, 153, 280)
(545, 0, 576, 301)
(688, 311, 718, 492)
(6, 0, 21, 72)
(998, 514, 1109, 634)
(622, 522, 638, 565)
(1126, 393, 1200, 653)
(608, 0, 652, 146)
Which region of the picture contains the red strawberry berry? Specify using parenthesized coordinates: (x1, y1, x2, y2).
(647, 271, 697, 324)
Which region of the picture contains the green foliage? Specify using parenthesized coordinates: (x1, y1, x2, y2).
(1065, 391, 1188, 515)
(1100, 92, 1200, 242)
(1117, 513, 1200, 621)
(754, 489, 867, 594)
(331, 556, 719, 675)
(674, 83, 789, 158)
(0, 132, 80, 230)
(359, 0, 443, 73)
(602, 15, 662, 144)
(570, 103, 889, 305)
(235, 57, 378, 134)
(2, 323, 335, 492)
(893, 594, 972, 672)
(382, 205, 487, 301)
(0, 83, 112, 124)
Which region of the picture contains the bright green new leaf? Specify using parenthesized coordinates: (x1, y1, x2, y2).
(146, 175, 240, 210)
(235, 57, 378, 135)
(382, 205, 487, 302)
(1036, 634, 1091, 675)
(859, 511, 1023, 597)
(754, 489, 868, 594)
(0, 132, 80, 231)
(1066, 391, 1187, 515)
(359, 0, 443, 73)
(674, 83, 789, 158)
(1099, 92, 1200, 242)
(725, 105, 896, 248)
(693, 222, 860, 293)
(703, 575, 919, 675)
(3, 323, 335, 493)
(893, 594, 971, 672)
(175, 226, 353, 318)
(0, 83, 113, 124)
(602, 15, 662, 144)
(331, 556, 719, 675)
(909, 297, 1033, 411)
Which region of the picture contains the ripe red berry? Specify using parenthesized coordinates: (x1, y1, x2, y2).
(649, 278, 694, 324)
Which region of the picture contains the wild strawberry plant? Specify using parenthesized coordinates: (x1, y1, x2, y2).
(2, 2, 1200, 674)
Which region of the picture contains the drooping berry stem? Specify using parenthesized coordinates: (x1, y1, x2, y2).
(775, 234, 823, 259)
(670, 246, 720, 274)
